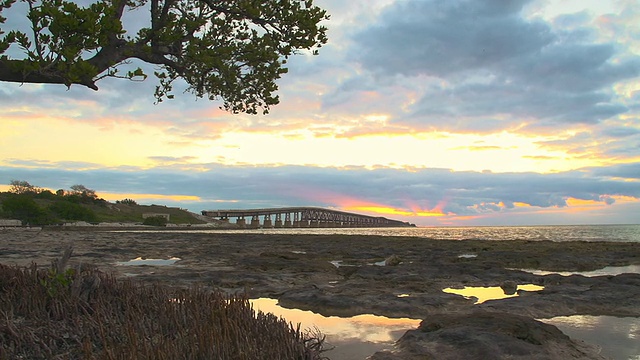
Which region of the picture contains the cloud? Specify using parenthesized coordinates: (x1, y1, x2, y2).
(1, 162, 638, 225)
(355, 0, 552, 77)
(346, 0, 640, 132)
(588, 163, 640, 180)
(602, 126, 640, 138)
(1, 0, 639, 226)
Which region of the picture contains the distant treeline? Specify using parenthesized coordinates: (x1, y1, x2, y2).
(0, 180, 105, 225)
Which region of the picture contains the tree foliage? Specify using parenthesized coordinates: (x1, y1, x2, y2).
(49, 200, 97, 222)
(67, 184, 106, 205)
(1, 180, 103, 224)
(9, 179, 40, 194)
(70, 184, 96, 198)
(1, 194, 52, 224)
(0, 0, 329, 114)
(117, 198, 138, 205)
(142, 215, 167, 226)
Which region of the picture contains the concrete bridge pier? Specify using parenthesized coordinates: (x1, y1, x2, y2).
(250, 215, 260, 228)
(283, 213, 292, 227)
(236, 217, 246, 227)
(274, 214, 283, 228)
(263, 214, 273, 228)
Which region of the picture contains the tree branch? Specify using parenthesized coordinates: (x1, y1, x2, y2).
(129, 43, 185, 72)
(0, 59, 98, 90)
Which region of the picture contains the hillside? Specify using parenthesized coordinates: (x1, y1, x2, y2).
(0, 191, 214, 226)
(91, 202, 209, 225)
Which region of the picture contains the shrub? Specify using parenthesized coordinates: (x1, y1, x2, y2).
(49, 201, 97, 223)
(34, 190, 56, 200)
(0, 262, 327, 359)
(0, 194, 54, 225)
(117, 198, 138, 205)
(143, 215, 168, 226)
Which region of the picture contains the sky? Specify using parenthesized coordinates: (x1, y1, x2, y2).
(1, 0, 639, 226)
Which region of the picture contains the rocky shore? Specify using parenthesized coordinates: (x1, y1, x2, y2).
(1, 228, 639, 359)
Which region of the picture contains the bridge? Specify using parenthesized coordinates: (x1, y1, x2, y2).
(201, 207, 415, 228)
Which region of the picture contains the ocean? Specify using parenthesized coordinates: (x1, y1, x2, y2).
(187, 223, 640, 242)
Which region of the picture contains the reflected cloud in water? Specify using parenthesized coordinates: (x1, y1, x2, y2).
(518, 265, 640, 277)
(116, 256, 181, 266)
(443, 284, 544, 304)
(250, 298, 420, 359)
(541, 315, 640, 360)
(247, 298, 640, 359)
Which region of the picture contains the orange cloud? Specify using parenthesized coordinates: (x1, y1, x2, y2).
(566, 198, 603, 207)
(340, 197, 448, 218)
(513, 202, 531, 207)
(290, 186, 448, 218)
(345, 205, 445, 217)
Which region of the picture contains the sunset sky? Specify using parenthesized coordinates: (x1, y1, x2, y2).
(1, 0, 639, 226)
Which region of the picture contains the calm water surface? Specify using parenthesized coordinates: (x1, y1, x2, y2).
(251, 298, 640, 360)
(176, 224, 640, 242)
(250, 298, 420, 360)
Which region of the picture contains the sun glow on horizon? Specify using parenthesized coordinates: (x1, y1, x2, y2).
(0, 108, 613, 174)
(99, 192, 202, 202)
(345, 205, 446, 218)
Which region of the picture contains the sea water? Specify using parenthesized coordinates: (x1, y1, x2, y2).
(167, 223, 640, 242)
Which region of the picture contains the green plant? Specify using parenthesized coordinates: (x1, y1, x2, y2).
(143, 215, 168, 226)
(49, 200, 97, 222)
(117, 198, 137, 205)
(0, 0, 329, 114)
(1, 194, 53, 225)
(40, 267, 75, 297)
(0, 264, 329, 359)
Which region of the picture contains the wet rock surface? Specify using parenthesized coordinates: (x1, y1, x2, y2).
(369, 311, 607, 360)
(1, 228, 639, 358)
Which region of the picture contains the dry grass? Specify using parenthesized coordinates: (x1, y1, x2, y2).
(0, 251, 327, 360)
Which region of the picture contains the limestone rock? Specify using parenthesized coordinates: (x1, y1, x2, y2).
(384, 255, 402, 266)
(369, 311, 607, 360)
(500, 280, 518, 295)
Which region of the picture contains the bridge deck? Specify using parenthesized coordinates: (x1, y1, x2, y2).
(201, 207, 414, 228)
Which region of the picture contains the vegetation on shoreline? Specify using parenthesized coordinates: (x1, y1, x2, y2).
(0, 250, 327, 359)
(0, 180, 206, 226)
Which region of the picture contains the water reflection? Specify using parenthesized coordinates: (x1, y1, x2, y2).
(121, 224, 640, 242)
(541, 315, 640, 360)
(329, 260, 356, 268)
(518, 264, 640, 277)
(443, 284, 544, 304)
(250, 298, 420, 360)
(116, 256, 181, 266)
(248, 298, 639, 360)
